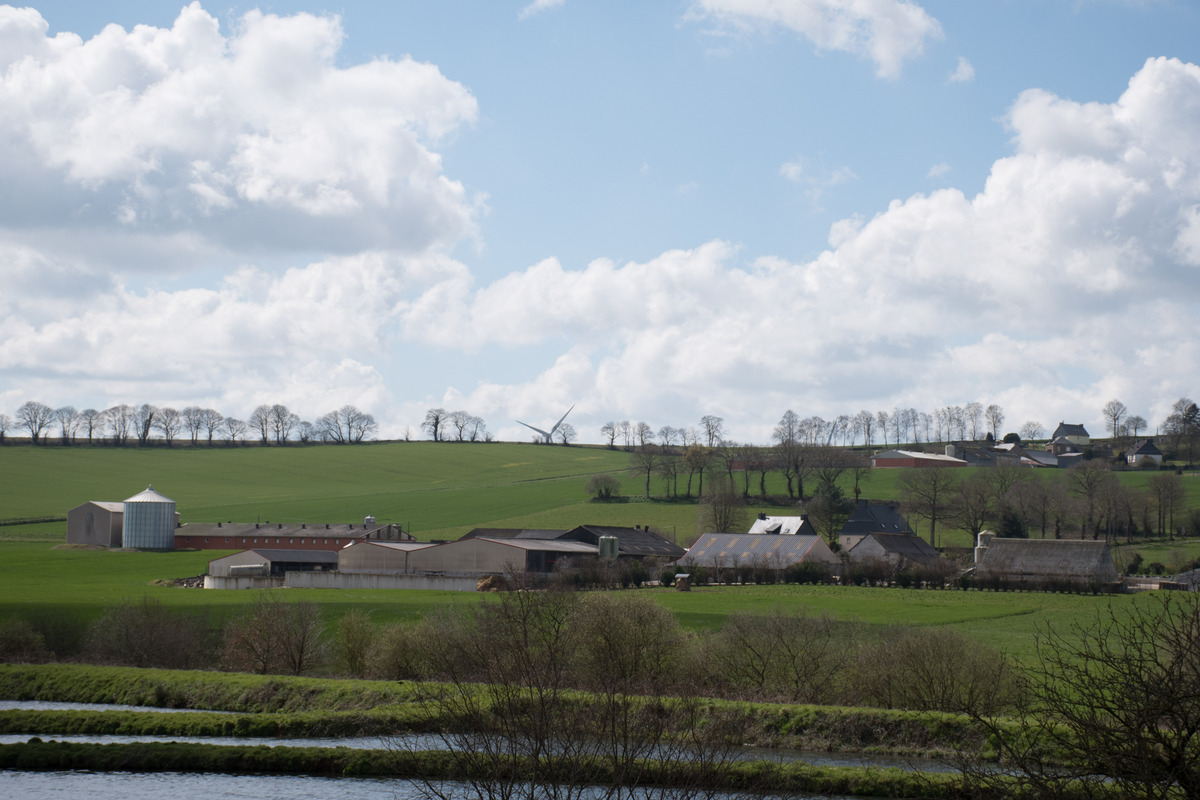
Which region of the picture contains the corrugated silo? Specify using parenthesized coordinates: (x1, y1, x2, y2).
(122, 485, 176, 550)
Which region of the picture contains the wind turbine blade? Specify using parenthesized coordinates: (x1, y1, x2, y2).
(549, 404, 575, 435)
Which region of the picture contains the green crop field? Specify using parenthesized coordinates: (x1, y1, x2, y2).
(2, 441, 1199, 667)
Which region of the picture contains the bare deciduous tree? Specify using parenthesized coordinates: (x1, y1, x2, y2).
(898, 467, 960, 548)
(16, 401, 54, 444)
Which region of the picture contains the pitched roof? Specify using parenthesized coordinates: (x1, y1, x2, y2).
(839, 500, 913, 536)
(850, 532, 940, 563)
(747, 515, 818, 536)
(564, 525, 686, 558)
(1128, 439, 1162, 456)
(679, 532, 834, 568)
(1051, 422, 1090, 439)
(459, 528, 567, 540)
(975, 538, 1118, 582)
(872, 449, 967, 465)
(227, 548, 340, 565)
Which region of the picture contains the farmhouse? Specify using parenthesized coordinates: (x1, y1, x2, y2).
(972, 536, 1120, 592)
(845, 532, 941, 568)
(1126, 439, 1163, 467)
(677, 532, 840, 573)
(1050, 422, 1090, 446)
(837, 500, 914, 550)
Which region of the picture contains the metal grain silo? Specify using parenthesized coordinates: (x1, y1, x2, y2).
(122, 485, 176, 550)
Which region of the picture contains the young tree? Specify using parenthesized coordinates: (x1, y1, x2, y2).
(585, 473, 621, 501)
(224, 417, 246, 445)
(628, 447, 659, 498)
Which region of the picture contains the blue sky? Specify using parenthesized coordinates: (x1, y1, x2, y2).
(3, 0, 1200, 443)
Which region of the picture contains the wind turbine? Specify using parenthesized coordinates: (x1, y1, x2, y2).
(517, 405, 575, 443)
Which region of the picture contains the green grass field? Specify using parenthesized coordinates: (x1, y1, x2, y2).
(2, 442, 1199, 667)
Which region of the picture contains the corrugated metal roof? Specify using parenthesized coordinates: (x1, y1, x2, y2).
(679, 533, 831, 568)
(342, 540, 436, 552)
(124, 485, 174, 503)
(89, 501, 126, 512)
(747, 515, 817, 536)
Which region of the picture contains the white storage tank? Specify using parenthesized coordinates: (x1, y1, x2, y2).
(122, 485, 176, 550)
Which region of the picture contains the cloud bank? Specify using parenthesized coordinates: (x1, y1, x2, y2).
(2, 3, 1199, 442)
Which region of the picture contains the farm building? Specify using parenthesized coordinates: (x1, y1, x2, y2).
(207, 548, 339, 578)
(121, 486, 177, 550)
(973, 537, 1120, 592)
(747, 513, 819, 536)
(561, 525, 685, 559)
(870, 449, 967, 468)
(457, 525, 685, 560)
(1050, 422, 1090, 446)
(66, 501, 126, 547)
(176, 521, 410, 551)
(677, 532, 840, 573)
(845, 532, 941, 568)
(408, 537, 598, 574)
(837, 500, 914, 550)
(1126, 439, 1163, 467)
(338, 540, 439, 573)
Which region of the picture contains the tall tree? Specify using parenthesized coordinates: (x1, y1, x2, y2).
(16, 401, 54, 444)
(152, 407, 182, 446)
(422, 407, 447, 442)
(699, 415, 725, 447)
(1103, 398, 1128, 440)
(629, 446, 660, 498)
(54, 405, 78, 444)
(1067, 460, 1117, 540)
(898, 467, 960, 548)
(1019, 420, 1045, 441)
(134, 404, 157, 445)
(985, 404, 1005, 439)
(249, 405, 272, 444)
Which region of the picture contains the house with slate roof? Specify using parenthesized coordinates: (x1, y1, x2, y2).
(1050, 422, 1090, 446)
(747, 513, 819, 536)
(846, 532, 941, 568)
(837, 500, 915, 551)
(1126, 439, 1163, 467)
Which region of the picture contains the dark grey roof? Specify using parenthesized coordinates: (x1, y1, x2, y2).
(679, 533, 835, 568)
(1051, 422, 1090, 439)
(1128, 439, 1162, 456)
(852, 532, 940, 563)
(564, 525, 686, 558)
(239, 549, 339, 565)
(839, 500, 913, 536)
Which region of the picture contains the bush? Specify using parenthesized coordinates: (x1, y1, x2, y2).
(0, 616, 52, 663)
(85, 598, 214, 670)
(585, 473, 621, 501)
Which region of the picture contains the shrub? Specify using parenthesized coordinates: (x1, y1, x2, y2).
(85, 598, 214, 670)
(0, 616, 52, 663)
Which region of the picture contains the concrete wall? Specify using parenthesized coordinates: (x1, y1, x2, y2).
(287, 571, 479, 591)
(203, 575, 281, 590)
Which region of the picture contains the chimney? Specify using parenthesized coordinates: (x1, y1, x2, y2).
(758, 512, 767, 520)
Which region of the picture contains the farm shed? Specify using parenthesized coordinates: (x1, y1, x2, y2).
(973, 537, 1120, 592)
(338, 540, 438, 574)
(678, 532, 840, 572)
(176, 521, 409, 551)
(207, 548, 339, 578)
(407, 537, 598, 575)
(458, 527, 567, 540)
(66, 501, 125, 547)
(845, 532, 941, 567)
(562, 525, 686, 559)
(747, 514, 819, 536)
(870, 449, 967, 468)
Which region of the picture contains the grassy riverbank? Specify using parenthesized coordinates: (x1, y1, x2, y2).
(0, 664, 999, 758)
